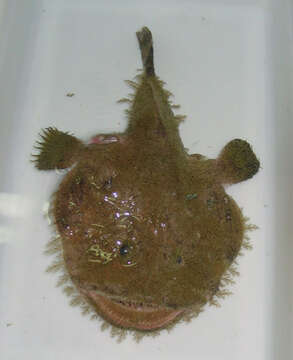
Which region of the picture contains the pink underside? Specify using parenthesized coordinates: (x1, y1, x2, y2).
(90, 134, 125, 145)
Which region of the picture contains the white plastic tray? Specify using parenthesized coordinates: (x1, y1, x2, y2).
(0, 0, 292, 359)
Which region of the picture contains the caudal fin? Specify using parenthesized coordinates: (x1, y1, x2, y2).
(136, 27, 155, 76)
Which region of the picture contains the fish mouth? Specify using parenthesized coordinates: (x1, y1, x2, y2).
(85, 290, 184, 331)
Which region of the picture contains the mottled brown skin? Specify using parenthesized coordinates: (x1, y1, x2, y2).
(33, 27, 260, 332)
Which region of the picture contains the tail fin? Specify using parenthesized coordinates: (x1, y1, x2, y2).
(136, 27, 155, 76)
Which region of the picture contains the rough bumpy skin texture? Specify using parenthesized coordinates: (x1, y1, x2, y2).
(33, 27, 260, 338)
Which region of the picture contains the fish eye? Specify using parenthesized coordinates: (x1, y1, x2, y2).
(119, 244, 130, 256)
(118, 242, 137, 267)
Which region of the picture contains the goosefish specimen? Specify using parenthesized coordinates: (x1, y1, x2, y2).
(32, 27, 260, 338)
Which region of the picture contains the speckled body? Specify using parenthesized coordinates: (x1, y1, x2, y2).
(33, 27, 260, 334)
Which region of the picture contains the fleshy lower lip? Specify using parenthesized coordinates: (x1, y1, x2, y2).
(85, 290, 184, 331)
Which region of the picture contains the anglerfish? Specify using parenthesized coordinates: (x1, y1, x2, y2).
(32, 27, 260, 338)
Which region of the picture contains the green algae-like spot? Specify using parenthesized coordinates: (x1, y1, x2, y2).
(185, 193, 198, 200)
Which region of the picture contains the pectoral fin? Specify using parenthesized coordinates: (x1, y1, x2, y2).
(32, 127, 84, 170)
